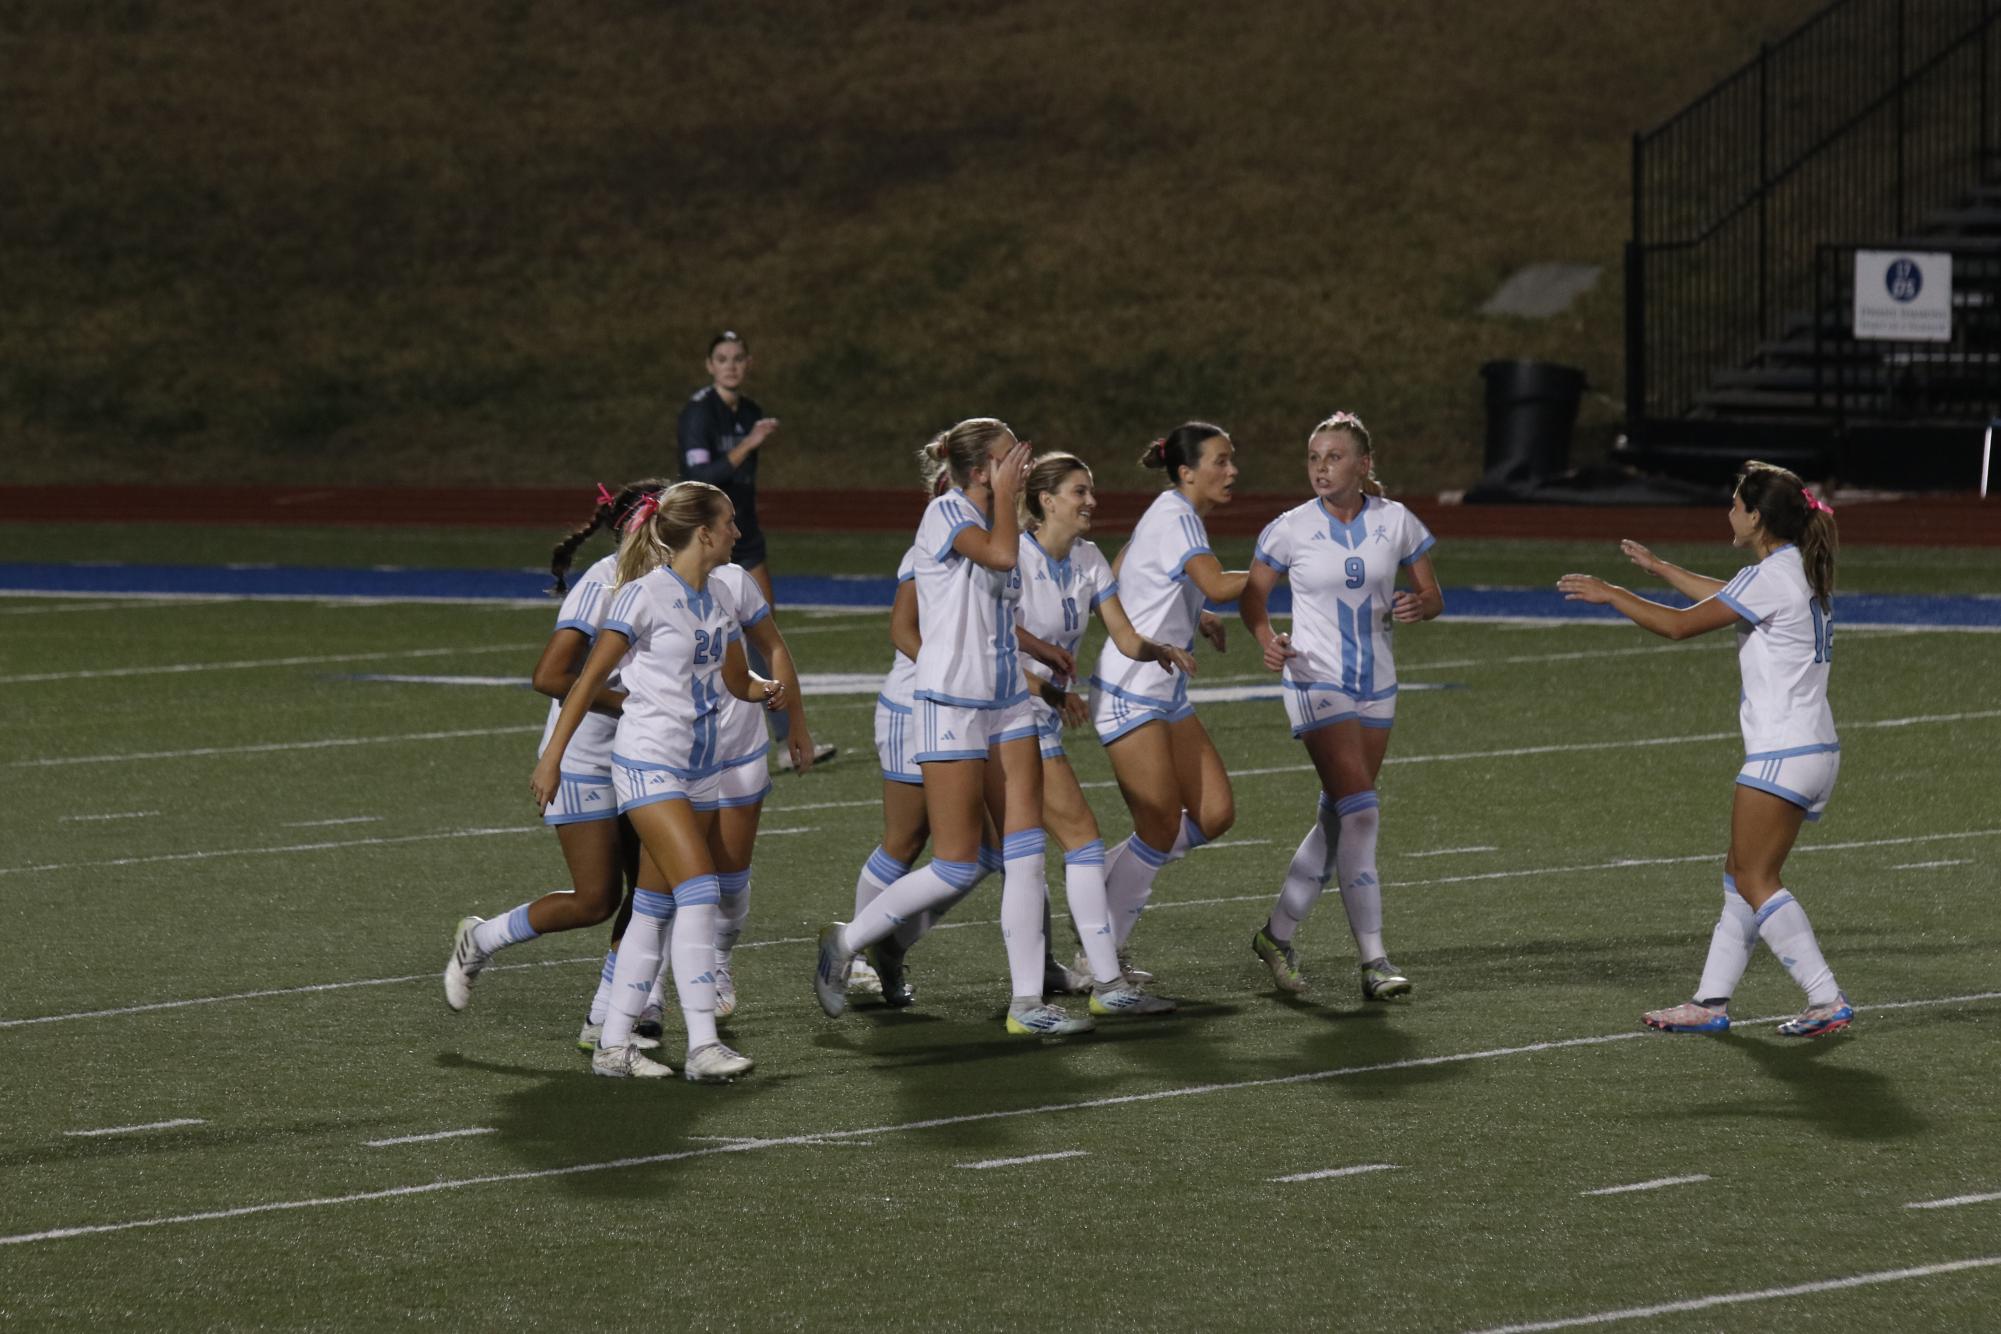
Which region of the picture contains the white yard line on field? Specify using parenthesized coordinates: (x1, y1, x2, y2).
(1270, 1163, 1398, 1183)
(1407, 846, 1499, 858)
(1906, 1190, 2001, 1211)
(10, 724, 542, 769)
(1581, 1174, 1710, 1197)
(0, 825, 541, 877)
(0, 641, 544, 686)
(64, 1119, 205, 1138)
(956, 1150, 1090, 1170)
(282, 816, 383, 828)
(364, 1128, 497, 1148)
(1890, 859, 1972, 871)
(4, 990, 1996, 1249)
(1460, 1255, 2001, 1333)
(58, 811, 161, 823)
(7, 829, 2001, 1023)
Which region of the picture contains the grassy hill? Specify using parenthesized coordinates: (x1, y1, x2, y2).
(2, 0, 1824, 495)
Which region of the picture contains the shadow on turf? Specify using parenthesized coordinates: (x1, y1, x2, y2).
(1670, 1037, 1926, 1142)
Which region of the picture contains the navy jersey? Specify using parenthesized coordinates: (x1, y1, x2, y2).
(677, 386, 764, 548)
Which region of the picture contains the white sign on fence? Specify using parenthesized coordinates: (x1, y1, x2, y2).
(1853, 250, 1952, 342)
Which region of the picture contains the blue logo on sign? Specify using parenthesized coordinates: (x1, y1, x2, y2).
(1885, 258, 1923, 303)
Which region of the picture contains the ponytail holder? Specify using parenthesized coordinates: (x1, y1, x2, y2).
(622, 492, 661, 533)
(594, 482, 617, 509)
(1804, 488, 1833, 515)
(1147, 436, 1167, 460)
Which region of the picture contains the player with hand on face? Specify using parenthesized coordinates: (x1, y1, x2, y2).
(1240, 413, 1441, 999)
(1558, 461, 1852, 1039)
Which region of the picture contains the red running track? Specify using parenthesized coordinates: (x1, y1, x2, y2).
(0, 485, 1994, 546)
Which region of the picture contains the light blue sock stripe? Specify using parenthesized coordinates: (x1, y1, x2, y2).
(1753, 890, 1795, 927)
(1179, 812, 1208, 850)
(977, 845, 1005, 874)
(599, 951, 618, 983)
(1003, 829, 1046, 860)
(1334, 790, 1380, 817)
(504, 904, 539, 944)
(717, 869, 751, 895)
(1722, 873, 1740, 898)
(1317, 792, 1338, 815)
(632, 888, 676, 920)
(933, 857, 980, 890)
(1126, 834, 1172, 868)
(1063, 839, 1106, 866)
(674, 873, 723, 907)
(866, 846, 911, 884)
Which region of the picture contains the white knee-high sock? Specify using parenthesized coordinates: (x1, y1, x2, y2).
(1062, 839, 1120, 984)
(1694, 874, 1759, 1004)
(600, 889, 673, 1049)
(1754, 890, 1840, 1005)
(715, 868, 751, 964)
(470, 901, 543, 956)
(894, 843, 996, 950)
(854, 846, 910, 919)
(844, 859, 979, 955)
(1332, 791, 1384, 962)
(670, 878, 722, 1052)
(1107, 813, 1207, 949)
(1001, 829, 1049, 999)
(1269, 794, 1338, 943)
(586, 948, 618, 1024)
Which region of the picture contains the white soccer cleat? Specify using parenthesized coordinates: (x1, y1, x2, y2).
(577, 1021, 658, 1053)
(443, 916, 488, 1011)
(682, 1042, 754, 1083)
(1089, 981, 1178, 1017)
(1005, 1001, 1096, 1037)
(715, 959, 738, 1020)
(775, 742, 839, 772)
(815, 922, 853, 1017)
(590, 1042, 675, 1079)
(1074, 950, 1154, 987)
(846, 955, 884, 996)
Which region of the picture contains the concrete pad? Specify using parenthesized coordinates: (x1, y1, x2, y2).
(1480, 263, 1602, 318)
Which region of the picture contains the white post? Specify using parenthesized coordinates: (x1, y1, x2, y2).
(1984, 419, 1996, 500)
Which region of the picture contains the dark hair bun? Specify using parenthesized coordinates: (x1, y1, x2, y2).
(1139, 437, 1168, 469)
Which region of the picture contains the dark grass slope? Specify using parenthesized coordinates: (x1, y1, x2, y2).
(3, 0, 1824, 493)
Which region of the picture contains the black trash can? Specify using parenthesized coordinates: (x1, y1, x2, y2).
(1480, 360, 1585, 485)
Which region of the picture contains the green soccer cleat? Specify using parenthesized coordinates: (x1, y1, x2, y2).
(1360, 957, 1412, 1001)
(1251, 927, 1309, 994)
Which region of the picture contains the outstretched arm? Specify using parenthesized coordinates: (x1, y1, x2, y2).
(1182, 552, 1249, 606)
(1556, 574, 1744, 641)
(1621, 540, 1725, 602)
(1098, 595, 1197, 676)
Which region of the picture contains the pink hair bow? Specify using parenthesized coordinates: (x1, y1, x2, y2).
(622, 492, 661, 533)
(1325, 411, 1363, 427)
(595, 482, 617, 509)
(1804, 488, 1833, 515)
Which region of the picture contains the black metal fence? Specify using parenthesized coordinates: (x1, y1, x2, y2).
(1814, 241, 2001, 422)
(1626, 0, 2001, 428)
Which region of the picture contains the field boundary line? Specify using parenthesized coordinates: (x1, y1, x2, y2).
(4, 990, 1995, 1249)
(956, 1150, 1090, 1170)
(1461, 1254, 2001, 1333)
(10, 725, 542, 769)
(365, 1128, 497, 1148)
(1581, 1174, 1710, 1197)
(6, 829, 1998, 1024)
(0, 641, 545, 686)
(1906, 1190, 2001, 1211)
(64, 1119, 205, 1138)
(1271, 1163, 1398, 1183)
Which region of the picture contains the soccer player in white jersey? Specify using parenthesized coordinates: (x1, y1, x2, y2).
(1239, 414, 1442, 999)
(1087, 423, 1249, 975)
(1016, 451, 1192, 1015)
(1558, 460, 1853, 1038)
(534, 481, 787, 1080)
(444, 481, 665, 1051)
(814, 418, 1093, 1036)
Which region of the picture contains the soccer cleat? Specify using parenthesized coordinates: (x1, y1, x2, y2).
(1250, 927, 1309, 994)
(1043, 955, 1092, 997)
(775, 742, 839, 773)
(443, 916, 488, 1011)
(814, 922, 853, 1017)
(1360, 957, 1412, 1002)
(590, 1042, 675, 1079)
(868, 943, 915, 1008)
(1005, 1001, 1096, 1037)
(634, 1001, 665, 1041)
(846, 954, 884, 996)
(1777, 995, 1854, 1038)
(577, 1022, 659, 1053)
(1641, 1000, 1731, 1034)
(1089, 982, 1178, 1017)
(1076, 950, 1154, 986)
(714, 959, 738, 1020)
(682, 1041, 755, 1083)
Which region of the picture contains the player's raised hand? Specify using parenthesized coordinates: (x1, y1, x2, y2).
(1619, 539, 1662, 576)
(744, 418, 780, 450)
(1557, 573, 1616, 605)
(991, 437, 1032, 503)
(756, 675, 787, 710)
(1260, 629, 1296, 672)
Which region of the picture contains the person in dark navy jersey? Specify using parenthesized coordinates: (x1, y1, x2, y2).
(677, 330, 835, 771)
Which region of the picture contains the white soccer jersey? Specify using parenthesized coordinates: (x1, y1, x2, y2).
(879, 546, 920, 710)
(708, 564, 774, 766)
(602, 563, 755, 778)
(911, 489, 1025, 709)
(1253, 495, 1436, 701)
(1017, 532, 1117, 687)
(1092, 489, 1211, 707)
(1712, 545, 1837, 755)
(538, 554, 621, 772)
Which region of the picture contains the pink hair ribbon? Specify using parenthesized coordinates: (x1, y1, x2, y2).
(1804, 488, 1834, 515)
(622, 492, 661, 533)
(594, 482, 617, 509)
